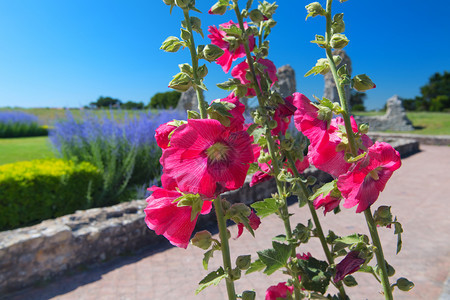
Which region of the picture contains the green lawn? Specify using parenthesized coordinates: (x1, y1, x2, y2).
(0, 136, 55, 165)
(354, 111, 450, 135)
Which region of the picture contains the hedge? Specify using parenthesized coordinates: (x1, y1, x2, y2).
(0, 159, 102, 231)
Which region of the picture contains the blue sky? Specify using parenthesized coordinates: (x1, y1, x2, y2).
(0, 0, 448, 110)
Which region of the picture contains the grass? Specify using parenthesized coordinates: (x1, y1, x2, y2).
(0, 136, 55, 165)
(354, 111, 450, 135)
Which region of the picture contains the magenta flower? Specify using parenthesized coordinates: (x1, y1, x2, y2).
(219, 92, 246, 132)
(272, 94, 297, 136)
(207, 21, 255, 73)
(144, 186, 212, 249)
(161, 119, 255, 198)
(236, 210, 261, 239)
(334, 251, 366, 282)
(337, 142, 401, 213)
(231, 58, 278, 97)
(313, 191, 341, 215)
(265, 282, 294, 300)
(155, 122, 177, 149)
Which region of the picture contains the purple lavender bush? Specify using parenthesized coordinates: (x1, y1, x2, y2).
(0, 111, 47, 138)
(49, 109, 185, 206)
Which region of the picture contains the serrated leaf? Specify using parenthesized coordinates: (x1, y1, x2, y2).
(246, 259, 265, 274)
(251, 198, 279, 219)
(202, 249, 216, 270)
(250, 126, 266, 144)
(309, 180, 336, 201)
(297, 257, 330, 294)
(195, 267, 226, 294)
(333, 233, 367, 245)
(257, 241, 291, 275)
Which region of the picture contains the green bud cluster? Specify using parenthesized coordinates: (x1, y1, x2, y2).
(305, 2, 326, 20)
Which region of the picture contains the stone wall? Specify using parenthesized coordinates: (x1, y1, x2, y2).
(0, 139, 420, 295)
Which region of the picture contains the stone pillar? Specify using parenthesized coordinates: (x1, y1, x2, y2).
(275, 64, 297, 98)
(323, 49, 352, 106)
(176, 87, 200, 112)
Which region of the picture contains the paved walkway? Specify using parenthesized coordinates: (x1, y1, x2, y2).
(7, 145, 450, 300)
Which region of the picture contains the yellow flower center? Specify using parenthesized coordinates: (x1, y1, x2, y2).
(206, 142, 230, 162)
(368, 167, 382, 180)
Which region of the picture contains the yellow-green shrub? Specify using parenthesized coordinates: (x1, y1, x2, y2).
(0, 159, 102, 231)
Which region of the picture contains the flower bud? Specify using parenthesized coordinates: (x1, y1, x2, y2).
(196, 45, 205, 59)
(268, 119, 278, 129)
(162, 0, 174, 6)
(230, 267, 241, 280)
(386, 262, 395, 277)
(208, 2, 227, 15)
(352, 74, 376, 92)
(249, 9, 265, 23)
(191, 230, 212, 250)
(332, 13, 345, 34)
(330, 33, 349, 49)
(175, 0, 192, 9)
(168, 72, 192, 92)
(305, 2, 326, 19)
(317, 106, 332, 122)
(197, 64, 208, 78)
(241, 290, 256, 300)
(236, 255, 251, 270)
(160, 36, 183, 53)
(396, 277, 414, 291)
(180, 28, 191, 42)
(203, 44, 224, 62)
(358, 123, 370, 134)
(280, 138, 294, 151)
(258, 152, 270, 164)
(343, 275, 358, 287)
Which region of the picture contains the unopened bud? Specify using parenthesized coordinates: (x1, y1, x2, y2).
(197, 64, 208, 78)
(160, 36, 183, 53)
(249, 9, 265, 23)
(258, 152, 270, 164)
(343, 275, 358, 287)
(330, 33, 349, 49)
(305, 2, 326, 19)
(332, 13, 345, 34)
(162, 0, 174, 6)
(208, 2, 227, 15)
(352, 74, 376, 92)
(236, 255, 251, 270)
(386, 262, 395, 277)
(241, 290, 256, 300)
(175, 0, 192, 9)
(268, 119, 278, 129)
(317, 106, 332, 121)
(203, 44, 224, 62)
(358, 123, 370, 134)
(281, 138, 294, 151)
(191, 230, 212, 250)
(396, 278, 414, 292)
(230, 267, 241, 280)
(196, 45, 205, 59)
(168, 72, 192, 92)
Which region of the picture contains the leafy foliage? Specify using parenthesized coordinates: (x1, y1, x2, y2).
(149, 91, 182, 109)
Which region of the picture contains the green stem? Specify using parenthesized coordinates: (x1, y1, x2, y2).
(364, 209, 394, 300)
(214, 197, 237, 300)
(324, 1, 393, 298)
(232, 1, 301, 298)
(285, 152, 348, 300)
(182, 9, 208, 119)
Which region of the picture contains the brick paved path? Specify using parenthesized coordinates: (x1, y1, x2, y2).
(7, 145, 450, 300)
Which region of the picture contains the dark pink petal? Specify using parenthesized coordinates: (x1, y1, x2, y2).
(155, 122, 177, 149)
(220, 93, 246, 132)
(313, 192, 341, 215)
(334, 251, 366, 282)
(265, 282, 294, 300)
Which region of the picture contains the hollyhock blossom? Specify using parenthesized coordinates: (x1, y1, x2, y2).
(313, 191, 342, 215)
(219, 93, 246, 132)
(272, 94, 297, 136)
(161, 119, 255, 198)
(207, 21, 255, 73)
(155, 122, 177, 149)
(337, 142, 401, 213)
(236, 210, 261, 239)
(265, 282, 294, 300)
(144, 186, 212, 248)
(231, 58, 278, 97)
(334, 251, 366, 282)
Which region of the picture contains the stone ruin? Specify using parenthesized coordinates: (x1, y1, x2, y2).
(176, 86, 200, 112)
(354, 95, 414, 132)
(323, 49, 352, 106)
(275, 64, 297, 97)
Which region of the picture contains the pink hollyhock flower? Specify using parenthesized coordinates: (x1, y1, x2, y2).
(207, 21, 255, 73)
(161, 119, 255, 198)
(219, 92, 246, 132)
(155, 122, 177, 149)
(231, 58, 278, 97)
(337, 141, 401, 213)
(313, 191, 341, 215)
(265, 282, 294, 300)
(272, 94, 297, 136)
(297, 252, 312, 260)
(236, 210, 261, 239)
(334, 251, 366, 282)
(144, 186, 212, 249)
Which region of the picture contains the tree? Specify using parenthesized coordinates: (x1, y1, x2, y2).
(349, 90, 366, 111)
(90, 96, 122, 109)
(121, 101, 144, 110)
(148, 91, 181, 109)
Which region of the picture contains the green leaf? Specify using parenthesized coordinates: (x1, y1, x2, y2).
(251, 198, 279, 219)
(309, 180, 337, 201)
(246, 0, 254, 11)
(216, 78, 240, 91)
(245, 259, 265, 274)
(257, 241, 291, 275)
(272, 234, 287, 242)
(297, 257, 331, 294)
(202, 248, 215, 270)
(195, 267, 226, 294)
(250, 126, 266, 145)
(209, 101, 235, 117)
(333, 233, 367, 246)
(394, 221, 403, 254)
